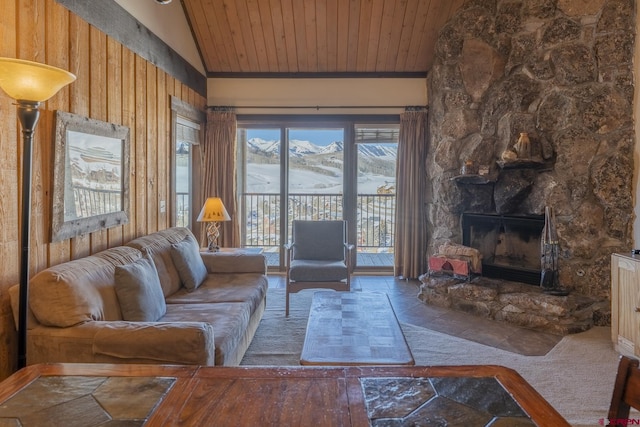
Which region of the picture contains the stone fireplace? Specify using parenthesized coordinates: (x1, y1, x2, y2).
(420, 0, 635, 330)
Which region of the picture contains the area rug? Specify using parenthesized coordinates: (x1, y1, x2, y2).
(241, 289, 623, 426)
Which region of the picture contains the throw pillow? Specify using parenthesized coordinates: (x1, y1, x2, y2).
(114, 255, 166, 322)
(170, 234, 208, 291)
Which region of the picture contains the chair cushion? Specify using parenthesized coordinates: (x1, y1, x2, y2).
(289, 260, 348, 282)
(114, 255, 166, 322)
(170, 234, 208, 291)
(292, 220, 346, 261)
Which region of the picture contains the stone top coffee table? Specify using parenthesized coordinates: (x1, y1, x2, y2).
(300, 291, 415, 366)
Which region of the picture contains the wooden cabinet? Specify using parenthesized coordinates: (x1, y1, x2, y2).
(611, 253, 640, 356)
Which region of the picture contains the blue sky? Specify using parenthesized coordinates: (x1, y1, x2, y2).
(246, 128, 343, 146)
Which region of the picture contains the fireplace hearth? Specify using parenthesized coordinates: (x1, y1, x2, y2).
(418, 212, 595, 335)
(462, 213, 544, 286)
(417, 274, 597, 335)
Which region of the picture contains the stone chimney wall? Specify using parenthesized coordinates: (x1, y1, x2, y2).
(426, 0, 635, 299)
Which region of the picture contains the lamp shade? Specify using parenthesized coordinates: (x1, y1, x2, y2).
(197, 197, 231, 222)
(0, 58, 76, 102)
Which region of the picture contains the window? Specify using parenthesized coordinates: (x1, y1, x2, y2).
(170, 97, 204, 229)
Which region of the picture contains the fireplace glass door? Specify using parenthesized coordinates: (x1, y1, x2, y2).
(462, 213, 544, 285)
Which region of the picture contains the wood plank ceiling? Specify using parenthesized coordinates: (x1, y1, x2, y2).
(181, 0, 465, 76)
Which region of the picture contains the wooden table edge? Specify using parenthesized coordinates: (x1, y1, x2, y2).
(0, 363, 570, 426)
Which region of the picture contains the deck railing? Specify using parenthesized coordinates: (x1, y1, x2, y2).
(241, 193, 395, 252)
(175, 192, 190, 227)
(72, 186, 121, 218)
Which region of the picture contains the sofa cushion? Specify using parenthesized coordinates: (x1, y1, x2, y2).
(170, 234, 207, 291)
(166, 273, 268, 313)
(115, 255, 166, 321)
(125, 228, 196, 297)
(93, 321, 215, 365)
(160, 302, 252, 366)
(29, 246, 141, 327)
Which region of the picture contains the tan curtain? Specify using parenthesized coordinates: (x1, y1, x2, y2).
(394, 109, 428, 279)
(200, 109, 240, 247)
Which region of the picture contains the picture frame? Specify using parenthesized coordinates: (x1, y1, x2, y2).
(51, 111, 130, 242)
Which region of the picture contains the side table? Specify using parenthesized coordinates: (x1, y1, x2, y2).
(201, 247, 264, 255)
(200, 247, 267, 274)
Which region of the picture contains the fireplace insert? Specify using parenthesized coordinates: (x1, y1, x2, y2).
(461, 213, 545, 285)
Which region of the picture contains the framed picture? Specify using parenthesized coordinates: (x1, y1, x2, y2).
(51, 111, 130, 242)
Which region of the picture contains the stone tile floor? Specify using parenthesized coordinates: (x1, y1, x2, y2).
(269, 274, 562, 356)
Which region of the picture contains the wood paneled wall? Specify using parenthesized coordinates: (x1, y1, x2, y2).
(0, 0, 206, 379)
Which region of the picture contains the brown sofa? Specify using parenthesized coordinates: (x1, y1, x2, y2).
(9, 227, 268, 366)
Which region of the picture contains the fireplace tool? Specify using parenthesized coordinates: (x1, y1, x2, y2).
(540, 206, 569, 296)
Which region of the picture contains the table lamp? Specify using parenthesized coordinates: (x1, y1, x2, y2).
(0, 58, 76, 369)
(197, 197, 231, 252)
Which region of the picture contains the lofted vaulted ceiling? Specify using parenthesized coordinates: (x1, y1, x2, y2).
(181, 0, 465, 76)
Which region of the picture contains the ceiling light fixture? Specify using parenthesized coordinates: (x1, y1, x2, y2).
(155, 0, 172, 4)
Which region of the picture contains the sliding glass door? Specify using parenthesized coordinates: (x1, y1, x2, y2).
(354, 125, 398, 267)
(238, 118, 398, 272)
(238, 127, 281, 252)
(287, 127, 345, 220)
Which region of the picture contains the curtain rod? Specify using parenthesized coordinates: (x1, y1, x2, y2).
(209, 105, 427, 111)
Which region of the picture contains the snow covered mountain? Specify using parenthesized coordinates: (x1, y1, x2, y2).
(357, 143, 397, 159)
(247, 137, 397, 159)
(246, 137, 281, 156)
(245, 137, 397, 194)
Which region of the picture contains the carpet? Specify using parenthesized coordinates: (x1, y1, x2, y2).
(241, 289, 624, 426)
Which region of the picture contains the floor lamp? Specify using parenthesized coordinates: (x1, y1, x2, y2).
(0, 58, 76, 369)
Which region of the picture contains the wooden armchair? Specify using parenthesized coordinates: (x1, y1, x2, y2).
(609, 355, 640, 420)
(284, 220, 354, 316)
